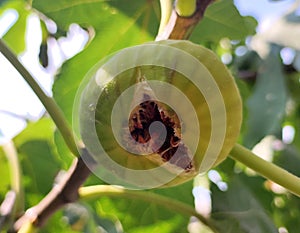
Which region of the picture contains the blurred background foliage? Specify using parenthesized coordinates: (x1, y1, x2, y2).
(0, 0, 300, 232)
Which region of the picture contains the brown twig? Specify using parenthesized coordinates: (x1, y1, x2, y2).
(12, 149, 94, 232)
(156, 0, 214, 40)
(0, 191, 17, 230)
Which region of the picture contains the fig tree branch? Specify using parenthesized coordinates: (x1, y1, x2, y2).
(0, 141, 24, 230)
(156, 0, 214, 40)
(0, 191, 16, 230)
(13, 150, 93, 231)
(0, 39, 79, 157)
(2, 141, 23, 211)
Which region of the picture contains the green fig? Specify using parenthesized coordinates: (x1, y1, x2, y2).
(75, 40, 242, 189)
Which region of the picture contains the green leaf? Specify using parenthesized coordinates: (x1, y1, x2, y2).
(88, 181, 194, 233)
(291, 104, 300, 151)
(271, 146, 300, 232)
(190, 0, 257, 43)
(286, 71, 300, 101)
(54, 130, 107, 186)
(91, 208, 123, 233)
(212, 210, 276, 233)
(32, 0, 159, 124)
(32, 0, 160, 32)
(18, 140, 61, 195)
(211, 173, 278, 233)
(13, 118, 61, 199)
(13, 118, 55, 144)
(267, 144, 300, 233)
(154, 180, 194, 207)
(211, 213, 247, 233)
(272, 195, 300, 233)
(273, 145, 300, 177)
(1, 0, 30, 54)
(234, 78, 251, 143)
(0, 148, 10, 196)
(40, 210, 79, 233)
(244, 45, 288, 148)
(53, 130, 74, 169)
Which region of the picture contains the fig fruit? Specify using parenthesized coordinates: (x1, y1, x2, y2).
(75, 40, 242, 189)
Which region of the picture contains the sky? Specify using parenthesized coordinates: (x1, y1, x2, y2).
(0, 13, 87, 144)
(235, 0, 297, 31)
(0, 0, 298, 144)
(235, 0, 295, 19)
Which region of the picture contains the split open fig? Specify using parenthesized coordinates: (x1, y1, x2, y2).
(75, 40, 242, 189)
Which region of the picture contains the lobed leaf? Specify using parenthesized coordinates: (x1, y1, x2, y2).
(190, 0, 257, 43)
(32, 0, 159, 124)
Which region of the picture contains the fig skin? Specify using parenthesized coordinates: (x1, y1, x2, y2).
(78, 40, 242, 188)
(161, 40, 242, 166)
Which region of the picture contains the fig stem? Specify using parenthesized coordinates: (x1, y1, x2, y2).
(230, 143, 300, 197)
(79, 185, 219, 233)
(0, 39, 79, 157)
